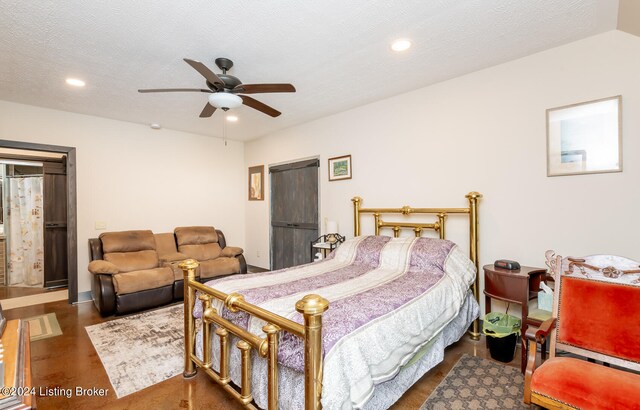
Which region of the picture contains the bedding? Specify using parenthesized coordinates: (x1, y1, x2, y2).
(193, 235, 478, 409)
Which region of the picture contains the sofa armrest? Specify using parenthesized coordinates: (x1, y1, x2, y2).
(221, 246, 243, 257)
(92, 273, 116, 316)
(89, 238, 103, 261)
(88, 260, 119, 275)
(238, 254, 247, 274)
(159, 252, 188, 263)
(216, 229, 227, 249)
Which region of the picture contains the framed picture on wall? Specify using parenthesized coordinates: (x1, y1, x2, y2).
(328, 155, 352, 181)
(248, 165, 264, 200)
(546, 96, 622, 177)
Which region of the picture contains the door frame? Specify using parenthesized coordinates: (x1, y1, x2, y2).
(0, 140, 77, 303)
(268, 156, 320, 270)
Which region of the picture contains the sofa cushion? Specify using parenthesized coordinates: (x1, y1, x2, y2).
(199, 257, 240, 279)
(104, 250, 159, 272)
(88, 260, 119, 275)
(175, 226, 218, 246)
(154, 232, 178, 258)
(179, 243, 222, 261)
(160, 252, 188, 263)
(531, 357, 640, 410)
(112, 267, 174, 295)
(100, 230, 156, 253)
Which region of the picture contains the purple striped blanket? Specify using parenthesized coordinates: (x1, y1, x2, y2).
(193, 235, 474, 373)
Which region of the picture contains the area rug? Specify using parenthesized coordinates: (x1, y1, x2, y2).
(420, 354, 527, 409)
(24, 312, 63, 341)
(85, 303, 184, 398)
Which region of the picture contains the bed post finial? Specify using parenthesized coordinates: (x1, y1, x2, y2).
(465, 192, 482, 340)
(296, 294, 330, 410)
(180, 258, 200, 377)
(352, 196, 362, 236)
(465, 192, 482, 268)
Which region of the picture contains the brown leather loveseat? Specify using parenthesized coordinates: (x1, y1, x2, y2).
(174, 226, 245, 280)
(89, 227, 246, 316)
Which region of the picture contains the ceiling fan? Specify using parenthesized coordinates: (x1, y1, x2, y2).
(138, 57, 296, 118)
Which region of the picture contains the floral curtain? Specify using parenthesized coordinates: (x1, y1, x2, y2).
(8, 176, 44, 287)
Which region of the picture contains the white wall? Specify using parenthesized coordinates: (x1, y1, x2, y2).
(0, 101, 245, 295)
(245, 30, 640, 312)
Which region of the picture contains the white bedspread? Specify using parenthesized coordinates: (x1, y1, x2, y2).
(195, 236, 478, 409)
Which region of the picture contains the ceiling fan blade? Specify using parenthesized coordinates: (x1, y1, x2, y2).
(199, 103, 217, 118)
(183, 58, 225, 88)
(240, 95, 281, 117)
(233, 83, 296, 94)
(138, 88, 212, 93)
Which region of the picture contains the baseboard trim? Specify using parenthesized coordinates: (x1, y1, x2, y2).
(247, 264, 269, 273)
(75, 290, 93, 304)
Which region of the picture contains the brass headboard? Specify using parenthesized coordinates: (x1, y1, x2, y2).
(351, 191, 482, 340)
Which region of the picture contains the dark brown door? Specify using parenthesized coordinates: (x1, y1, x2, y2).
(43, 159, 68, 288)
(270, 159, 319, 270)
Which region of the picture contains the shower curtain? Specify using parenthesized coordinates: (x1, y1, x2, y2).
(8, 176, 44, 287)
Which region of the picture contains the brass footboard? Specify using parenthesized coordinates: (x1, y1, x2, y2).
(180, 259, 329, 410)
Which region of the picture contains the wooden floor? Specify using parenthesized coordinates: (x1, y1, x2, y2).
(5, 300, 519, 410)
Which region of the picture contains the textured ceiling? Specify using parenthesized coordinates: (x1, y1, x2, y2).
(0, 1, 618, 141)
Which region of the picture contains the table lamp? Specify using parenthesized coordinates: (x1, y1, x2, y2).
(326, 221, 339, 243)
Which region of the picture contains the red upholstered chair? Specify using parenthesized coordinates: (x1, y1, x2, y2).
(524, 251, 640, 409)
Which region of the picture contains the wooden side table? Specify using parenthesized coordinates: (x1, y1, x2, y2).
(483, 264, 549, 373)
(0, 319, 34, 409)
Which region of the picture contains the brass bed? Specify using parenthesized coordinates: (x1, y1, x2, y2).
(180, 191, 482, 409)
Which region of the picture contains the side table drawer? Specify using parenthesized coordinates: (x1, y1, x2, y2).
(484, 272, 528, 304)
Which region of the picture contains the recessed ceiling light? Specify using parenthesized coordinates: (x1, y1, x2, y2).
(226, 115, 238, 122)
(65, 78, 86, 87)
(391, 39, 412, 52)
(150, 123, 162, 130)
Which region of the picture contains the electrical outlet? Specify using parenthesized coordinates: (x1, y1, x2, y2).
(94, 221, 107, 230)
(257, 250, 261, 258)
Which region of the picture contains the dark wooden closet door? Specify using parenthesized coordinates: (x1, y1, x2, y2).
(43, 160, 68, 288)
(270, 159, 319, 270)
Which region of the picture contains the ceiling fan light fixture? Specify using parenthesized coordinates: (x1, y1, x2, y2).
(65, 77, 86, 87)
(391, 39, 412, 52)
(208, 93, 242, 110)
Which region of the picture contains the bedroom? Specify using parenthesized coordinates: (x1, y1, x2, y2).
(0, 1, 639, 409)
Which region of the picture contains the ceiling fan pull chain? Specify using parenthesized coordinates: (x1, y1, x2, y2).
(223, 117, 228, 146)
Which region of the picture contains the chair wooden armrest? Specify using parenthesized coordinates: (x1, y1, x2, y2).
(524, 318, 556, 404)
(534, 317, 556, 343)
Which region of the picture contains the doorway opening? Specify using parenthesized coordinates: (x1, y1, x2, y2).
(1, 161, 45, 288)
(0, 140, 77, 304)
